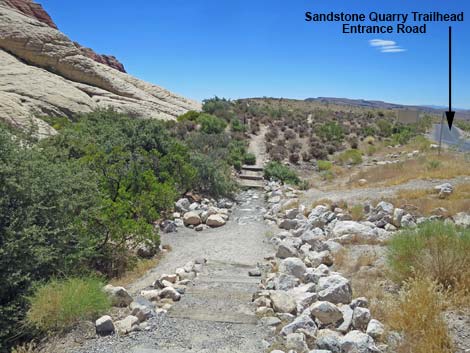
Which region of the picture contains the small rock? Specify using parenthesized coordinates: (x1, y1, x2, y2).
(183, 211, 202, 226)
(376, 201, 394, 214)
(286, 332, 308, 353)
(140, 289, 160, 301)
(341, 330, 379, 353)
(454, 212, 470, 228)
(130, 302, 152, 322)
(95, 315, 114, 336)
(367, 319, 385, 340)
(115, 315, 139, 335)
(248, 269, 262, 277)
(279, 257, 307, 279)
(270, 291, 297, 314)
(103, 285, 132, 307)
(175, 198, 190, 213)
(159, 287, 181, 301)
(352, 307, 371, 331)
(311, 301, 343, 325)
(317, 274, 353, 304)
(315, 329, 342, 352)
(276, 243, 298, 259)
(206, 214, 226, 227)
(261, 316, 282, 327)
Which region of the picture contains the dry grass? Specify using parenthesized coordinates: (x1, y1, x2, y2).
(383, 277, 454, 353)
(11, 342, 38, 353)
(387, 183, 470, 217)
(109, 254, 163, 287)
(349, 204, 365, 221)
(350, 152, 470, 187)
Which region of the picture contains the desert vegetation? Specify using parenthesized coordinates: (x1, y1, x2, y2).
(0, 101, 252, 351)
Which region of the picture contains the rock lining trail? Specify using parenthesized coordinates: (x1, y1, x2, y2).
(71, 190, 275, 353)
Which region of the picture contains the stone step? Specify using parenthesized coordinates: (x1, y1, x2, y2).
(185, 287, 253, 301)
(238, 179, 265, 189)
(241, 165, 264, 172)
(167, 308, 258, 325)
(239, 173, 264, 181)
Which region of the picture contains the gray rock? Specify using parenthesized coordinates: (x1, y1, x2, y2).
(341, 330, 380, 353)
(271, 291, 297, 314)
(366, 319, 385, 340)
(454, 212, 470, 228)
(280, 312, 317, 336)
(279, 219, 299, 230)
(279, 257, 307, 279)
(337, 304, 353, 333)
(350, 297, 369, 309)
(95, 315, 114, 336)
(286, 332, 308, 353)
(376, 201, 394, 214)
(276, 243, 298, 259)
(331, 221, 377, 244)
(306, 250, 333, 267)
(159, 287, 181, 301)
(316, 329, 342, 353)
(311, 301, 343, 325)
(392, 208, 405, 227)
(352, 307, 371, 331)
(248, 268, 262, 277)
(130, 301, 152, 322)
(317, 274, 352, 304)
(103, 285, 132, 307)
(160, 220, 177, 233)
(260, 316, 282, 327)
(435, 183, 453, 199)
(175, 198, 190, 213)
(115, 315, 139, 335)
(400, 213, 416, 228)
(274, 273, 300, 291)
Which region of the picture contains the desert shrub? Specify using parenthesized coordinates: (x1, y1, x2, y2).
(284, 129, 296, 140)
(391, 129, 414, 145)
(309, 146, 328, 160)
(366, 145, 377, 156)
(376, 119, 393, 137)
(317, 122, 344, 142)
(320, 170, 334, 181)
(387, 221, 470, 289)
(197, 114, 227, 134)
(337, 149, 363, 165)
(384, 277, 453, 353)
(301, 151, 311, 162)
(202, 97, 235, 121)
(190, 154, 237, 197)
(231, 118, 246, 132)
(412, 135, 431, 151)
(317, 160, 332, 171)
(289, 153, 300, 164)
(456, 120, 470, 132)
(244, 153, 256, 165)
(264, 161, 300, 185)
(427, 159, 441, 170)
(27, 277, 110, 333)
(177, 110, 200, 122)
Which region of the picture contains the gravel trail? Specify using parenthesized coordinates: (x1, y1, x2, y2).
(70, 190, 274, 353)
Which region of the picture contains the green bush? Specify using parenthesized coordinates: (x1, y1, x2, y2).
(177, 110, 200, 122)
(317, 160, 332, 171)
(387, 221, 470, 289)
(190, 154, 237, 197)
(244, 153, 256, 165)
(231, 118, 246, 132)
(27, 277, 110, 332)
(264, 161, 300, 185)
(197, 114, 227, 134)
(317, 122, 344, 142)
(337, 149, 363, 165)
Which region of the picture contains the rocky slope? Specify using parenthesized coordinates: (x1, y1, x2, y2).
(0, 0, 200, 136)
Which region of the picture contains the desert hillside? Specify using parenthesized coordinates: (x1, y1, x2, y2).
(0, 0, 200, 136)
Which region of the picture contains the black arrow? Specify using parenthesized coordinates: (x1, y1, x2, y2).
(446, 26, 455, 130)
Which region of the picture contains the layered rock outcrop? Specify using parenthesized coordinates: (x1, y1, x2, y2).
(0, 0, 127, 72)
(0, 1, 200, 136)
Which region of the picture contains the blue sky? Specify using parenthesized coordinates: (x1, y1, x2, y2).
(41, 0, 469, 108)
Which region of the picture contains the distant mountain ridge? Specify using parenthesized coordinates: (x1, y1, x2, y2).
(306, 97, 470, 119)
